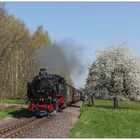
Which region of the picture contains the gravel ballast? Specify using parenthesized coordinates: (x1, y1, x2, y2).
(0, 101, 82, 138)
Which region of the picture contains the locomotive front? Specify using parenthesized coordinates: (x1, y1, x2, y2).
(28, 75, 56, 99)
(27, 73, 67, 117)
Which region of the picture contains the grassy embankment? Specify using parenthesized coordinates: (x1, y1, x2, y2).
(70, 100, 140, 138)
(0, 109, 28, 119)
(0, 99, 26, 119)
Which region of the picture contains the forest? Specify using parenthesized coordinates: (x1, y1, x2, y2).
(0, 4, 55, 99)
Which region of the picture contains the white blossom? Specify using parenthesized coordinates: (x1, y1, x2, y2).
(85, 44, 140, 101)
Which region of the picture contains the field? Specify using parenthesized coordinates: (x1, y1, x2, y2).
(69, 100, 140, 138)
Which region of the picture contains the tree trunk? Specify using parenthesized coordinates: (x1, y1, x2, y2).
(88, 99, 90, 106)
(113, 97, 119, 109)
(88, 97, 95, 106)
(91, 97, 95, 106)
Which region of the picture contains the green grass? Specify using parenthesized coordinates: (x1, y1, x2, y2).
(69, 100, 140, 138)
(0, 111, 12, 119)
(0, 109, 28, 119)
(0, 99, 24, 104)
(0, 99, 27, 119)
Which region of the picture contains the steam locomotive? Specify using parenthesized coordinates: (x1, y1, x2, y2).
(27, 70, 82, 117)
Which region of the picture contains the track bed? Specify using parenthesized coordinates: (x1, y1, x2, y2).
(0, 101, 82, 138)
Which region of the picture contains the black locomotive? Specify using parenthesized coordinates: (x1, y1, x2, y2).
(27, 69, 82, 117)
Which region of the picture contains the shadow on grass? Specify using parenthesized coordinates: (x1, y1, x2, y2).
(94, 105, 140, 111)
(83, 103, 113, 109)
(8, 108, 33, 118)
(95, 105, 114, 109)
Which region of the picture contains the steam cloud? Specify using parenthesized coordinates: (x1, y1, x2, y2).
(35, 39, 86, 88)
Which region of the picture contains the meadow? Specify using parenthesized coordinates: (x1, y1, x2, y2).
(69, 100, 140, 138)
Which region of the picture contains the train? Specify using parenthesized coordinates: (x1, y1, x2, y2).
(27, 69, 82, 117)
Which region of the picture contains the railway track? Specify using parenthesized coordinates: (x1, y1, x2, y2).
(0, 116, 49, 138)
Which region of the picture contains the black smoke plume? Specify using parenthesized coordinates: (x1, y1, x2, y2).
(35, 39, 86, 87)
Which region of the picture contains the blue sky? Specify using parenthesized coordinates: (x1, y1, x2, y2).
(5, 2, 140, 88)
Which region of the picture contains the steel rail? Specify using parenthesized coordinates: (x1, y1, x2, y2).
(3, 117, 49, 138)
(0, 116, 42, 138)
